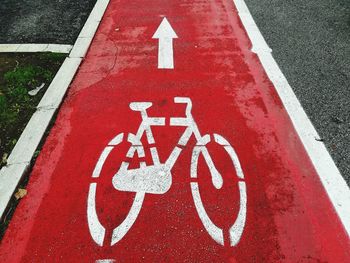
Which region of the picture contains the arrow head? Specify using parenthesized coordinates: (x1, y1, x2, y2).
(152, 17, 178, 39)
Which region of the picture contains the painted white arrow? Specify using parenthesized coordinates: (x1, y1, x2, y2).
(152, 17, 178, 69)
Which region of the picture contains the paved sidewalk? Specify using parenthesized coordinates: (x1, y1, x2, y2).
(0, 0, 349, 262)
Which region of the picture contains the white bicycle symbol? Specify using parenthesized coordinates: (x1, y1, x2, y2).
(87, 97, 247, 247)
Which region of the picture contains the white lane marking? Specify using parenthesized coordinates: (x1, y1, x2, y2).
(0, 58, 81, 220)
(192, 135, 223, 189)
(150, 147, 161, 164)
(89, 133, 146, 246)
(113, 163, 172, 194)
(96, 260, 116, 263)
(108, 133, 124, 146)
(92, 97, 247, 246)
(0, 0, 110, 220)
(126, 134, 145, 158)
(214, 134, 244, 180)
(92, 146, 114, 178)
(191, 182, 224, 245)
(0, 44, 73, 53)
(230, 181, 247, 246)
(233, 0, 350, 235)
(111, 192, 145, 245)
(70, 0, 109, 58)
(37, 58, 82, 109)
(88, 183, 106, 246)
(152, 17, 178, 69)
(93, 133, 124, 178)
(190, 134, 246, 246)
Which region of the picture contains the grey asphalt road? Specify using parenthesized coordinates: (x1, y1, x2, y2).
(0, 0, 96, 44)
(245, 0, 350, 183)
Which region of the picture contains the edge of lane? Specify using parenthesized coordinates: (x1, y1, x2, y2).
(233, 0, 350, 236)
(0, 0, 110, 221)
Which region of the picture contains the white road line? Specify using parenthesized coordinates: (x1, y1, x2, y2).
(152, 17, 178, 69)
(233, 0, 350, 236)
(229, 181, 247, 246)
(70, 0, 109, 58)
(92, 146, 114, 178)
(88, 183, 106, 246)
(191, 182, 224, 245)
(110, 192, 145, 246)
(0, 0, 110, 220)
(0, 44, 73, 53)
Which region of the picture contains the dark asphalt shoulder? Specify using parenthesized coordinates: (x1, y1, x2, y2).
(0, 0, 97, 44)
(245, 0, 350, 183)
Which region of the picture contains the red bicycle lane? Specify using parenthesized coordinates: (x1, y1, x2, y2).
(1, 0, 349, 262)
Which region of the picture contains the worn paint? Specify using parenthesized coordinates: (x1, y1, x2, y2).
(0, 0, 349, 262)
(152, 17, 178, 69)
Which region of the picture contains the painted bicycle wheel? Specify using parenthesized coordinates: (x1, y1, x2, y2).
(87, 133, 145, 246)
(190, 133, 247, 246)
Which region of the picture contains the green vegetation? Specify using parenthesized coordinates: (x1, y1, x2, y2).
(38, 52, 66, 62)
(1, 66, 52, 122)
(0, 53, 65, 167)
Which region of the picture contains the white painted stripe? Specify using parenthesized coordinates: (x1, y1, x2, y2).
(190, 182, 224, 245)
(152, 17, 178, 69)
(0, 44, 72, 53)
(111, 192, 145, 245)
(214, 134, 245, 180)
(233, 0, 350, 236)
(0, 108, 57, 220)
(0, 163, 29, 219)
(45, 44, 73, 53)
(69, 37, 92, 58)
(150, 147, 160, 164)
(87, 183, 106, 246)
(92, 133, 124, 178)
(0, 0, 110, 220)
(92, 146, 114, 178)
(37, 58, 81, 109)
(229, 181, 247, 246)
(108, 133, 124, 146)
(70, 0, 110, 58)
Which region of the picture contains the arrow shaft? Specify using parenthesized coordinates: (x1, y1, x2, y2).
(158, 38, 174, 69)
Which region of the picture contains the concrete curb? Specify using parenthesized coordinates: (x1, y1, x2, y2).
(233, 0, 350, 236)
(0, 44, 73, 53)
(0, 0, 110, 220)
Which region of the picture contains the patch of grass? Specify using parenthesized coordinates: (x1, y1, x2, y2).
(0, 65, 53, 125)
(38, 52, 67, 62)
(5, 65, 53, 88)
(0, 53, 66, 167)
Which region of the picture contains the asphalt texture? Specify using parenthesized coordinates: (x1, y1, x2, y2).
(244, 0, 350, 183)
(0, 0, 96, 44)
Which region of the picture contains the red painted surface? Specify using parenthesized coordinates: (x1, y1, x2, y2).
(1, 0, 349, 262)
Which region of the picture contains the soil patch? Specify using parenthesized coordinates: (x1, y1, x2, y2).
(0, 52, 65, 168)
